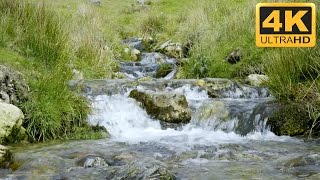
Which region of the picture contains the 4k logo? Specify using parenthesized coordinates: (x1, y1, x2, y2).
(256, 3, 316, 47)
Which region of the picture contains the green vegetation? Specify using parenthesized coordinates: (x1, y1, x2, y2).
(0, 0, 319, 140)
(0, 0, 114, 142)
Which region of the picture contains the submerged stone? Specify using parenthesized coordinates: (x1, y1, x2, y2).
(109, 161, 175, 180)
(76, 154, 108, 168)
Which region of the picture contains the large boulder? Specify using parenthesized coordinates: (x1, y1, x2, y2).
(129, 90, 191, 123)
(267, 103, 319, 136)
(0, 65, 29, 105)
(0, 102, 27, 144)
(0, 145, 13, 168)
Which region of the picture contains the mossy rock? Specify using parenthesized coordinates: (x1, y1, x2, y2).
(155, 64, 174, 78)
(129, 90, 191, 123)
(267, 103, 313, 136)
(0, 145, 13, 168)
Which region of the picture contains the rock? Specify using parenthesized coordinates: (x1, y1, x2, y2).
(109, 161, 175, 180)
(246, 74, 269, 86)
(155, 64, 174, 78)
(226, 49, 241, 64)
(284, 155, 317, 168)
(0, 102, 27, 144)
(90, 0, 101, 6)
(0, 145, 13, 168)
(76, 154, 108, 168)
(194, 101, 230, 131)
(72, 69, 84, 80)
(158, 40, 183, 59)
(0, 65, 29, 105)
(124, 48, 141, 61)
(196, 79, 206, 87)
(114, 152, 136, 165)
(267, 103, 316, 136)
(140, 53, 175, 65)
(129, 90, 191, 123)
(112, 72, 127, 79)
(131, 49, 141, 61)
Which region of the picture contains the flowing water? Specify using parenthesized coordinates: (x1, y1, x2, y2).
(2, 59, 320, 179)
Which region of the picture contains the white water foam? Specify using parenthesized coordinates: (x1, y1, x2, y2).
(88, 86, 293, 149)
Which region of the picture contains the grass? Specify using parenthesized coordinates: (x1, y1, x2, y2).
(0, 0, 114, 142)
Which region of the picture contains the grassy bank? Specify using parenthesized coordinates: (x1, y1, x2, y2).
(0, 0, 116, 141)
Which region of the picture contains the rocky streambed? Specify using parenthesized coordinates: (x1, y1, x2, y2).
(1, 78, 319, 179)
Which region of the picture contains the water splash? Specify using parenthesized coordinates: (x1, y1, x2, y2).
(88, 86, 291, 148)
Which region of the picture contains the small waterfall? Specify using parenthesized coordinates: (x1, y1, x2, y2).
(88, 84, 284, 147)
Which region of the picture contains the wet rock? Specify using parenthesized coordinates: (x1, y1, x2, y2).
(0, 65, 29, 105)
(129, 90, 191, 123)
(194, 101, 231, 131)
(109, 161, 175, 180)
(140, 52, 175, 65)
(155, 64, 174, 78)
(0, 102, 27, 144)
(114, 152, 136, 165)
(246, 74, 269, 86)
(112, 72, 127, 79)
(157, 40, 183, 59)
(76, 154, 108, 168)
(0, 145, 13, 168)
(284, 155, 318, 168)
(226, 49, 241, 64)
(267, 103, 315, 136)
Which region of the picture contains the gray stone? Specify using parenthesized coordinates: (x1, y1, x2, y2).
(109, 161, 175, 180)
(0, 102, 27, 144)
(76, 154, 108, 168)
(0, 65, 29, 105)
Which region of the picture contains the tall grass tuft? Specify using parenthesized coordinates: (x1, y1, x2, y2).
(0, 0, 107, 141)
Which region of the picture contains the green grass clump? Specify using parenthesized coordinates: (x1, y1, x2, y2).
(0, 0, 114, 142)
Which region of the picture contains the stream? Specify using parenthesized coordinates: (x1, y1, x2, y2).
(2, 50, 320, 179)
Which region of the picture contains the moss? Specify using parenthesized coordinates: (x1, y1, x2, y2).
(155, 64, 174, 78)
(65, 125, 110, 140)
(0, 147, 13, 168)
(267, 103, 312, 136)
(3, 124, 27, 145)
